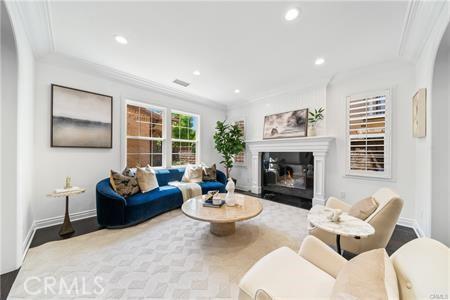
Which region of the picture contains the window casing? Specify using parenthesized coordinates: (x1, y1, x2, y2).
(346, 89, 391, 178)
(234, 120, 245, 164)
(126, 102, 165, 168)
(171, 111, 199, 166)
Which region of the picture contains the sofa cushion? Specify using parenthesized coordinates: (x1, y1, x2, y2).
(198, 181, 226, 194)
(331, 248, 398, 300)
(202, 163, 217, 181)
(154, 168, 184, 186)
(239, 247, 335, 299)
(126, 185, 181, 206)
(109, 170, 140, 197)
(182, 164, 203, 183)
(136, 166, 159, 193)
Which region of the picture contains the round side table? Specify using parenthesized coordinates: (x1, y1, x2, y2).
(47, 188, 86, 237)
(307, 205, 375, 255)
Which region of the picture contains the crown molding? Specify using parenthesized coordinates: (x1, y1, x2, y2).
(226, 78, 330, 110)
(398, 0, 447, 62)
(10, 0, 226, 110)
(9, 0, 55, 58)
(39, 53, 227, 111)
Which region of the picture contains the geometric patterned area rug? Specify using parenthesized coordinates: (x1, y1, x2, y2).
(9, 199, 309, 299)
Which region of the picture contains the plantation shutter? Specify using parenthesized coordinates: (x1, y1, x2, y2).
(347, 89, 391, 178)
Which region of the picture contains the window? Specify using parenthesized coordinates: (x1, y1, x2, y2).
(346, 89, 391, 178)
(171, 111, 199, 166)
(126, 103, 165, 167)
(234, 120, 245, 164)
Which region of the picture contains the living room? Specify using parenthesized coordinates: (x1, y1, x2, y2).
(1, 1, 449, 299)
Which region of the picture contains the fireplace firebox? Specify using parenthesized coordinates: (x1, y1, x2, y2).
(261, 152, 313, 208)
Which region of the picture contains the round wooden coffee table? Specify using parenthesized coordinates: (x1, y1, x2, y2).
(181, 193, 263, 236)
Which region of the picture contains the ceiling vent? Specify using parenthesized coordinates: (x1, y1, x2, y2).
(173, 79, 190, 87)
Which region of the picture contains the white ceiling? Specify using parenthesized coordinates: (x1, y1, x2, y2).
(43, 1, 409, 106)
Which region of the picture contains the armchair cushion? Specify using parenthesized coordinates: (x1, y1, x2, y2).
(239, 247, 335, 299)
(348, 196, 378, 220)
(331, 248, 398, 300)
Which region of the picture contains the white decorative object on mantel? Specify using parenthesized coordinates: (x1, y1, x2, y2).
(225, 178, 236, 206)
(246, 136, 334, 206)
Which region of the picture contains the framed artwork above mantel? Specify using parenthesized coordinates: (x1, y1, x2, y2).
(51, 84, 113, 148)
(263, 109, 308, 139)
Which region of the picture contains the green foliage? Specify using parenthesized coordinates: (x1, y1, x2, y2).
(308, 107, 325, 126)
(213, 121, 245, 178)
(172, 112, 197, 141)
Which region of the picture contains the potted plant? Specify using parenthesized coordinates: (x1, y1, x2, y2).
(308, 107, 325, 136)
(213, 121, 245, 181)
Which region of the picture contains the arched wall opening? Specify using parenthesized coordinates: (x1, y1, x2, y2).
(1, 1, 20, 273)
(431, 24, 449, 246)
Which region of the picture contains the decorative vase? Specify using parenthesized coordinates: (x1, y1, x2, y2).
(225, 178, 236, 206)
(308, 126, 316, 137)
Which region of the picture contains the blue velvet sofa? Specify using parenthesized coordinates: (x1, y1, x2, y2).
(96, 168, 227, 228)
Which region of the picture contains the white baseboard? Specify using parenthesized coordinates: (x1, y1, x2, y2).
(22, 224, 36, 262)
(236, 184, 252, 192)
(22, 209, 97, 261)
(34, 209, 97, 229)
(397, 217, 424, 237)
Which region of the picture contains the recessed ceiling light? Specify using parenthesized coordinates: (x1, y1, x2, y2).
(114, 35, 128, 45)
(285, 8, 300, 21)
(193, 70, 201, 76)
(315, 57, 325, 65)
(234, 89, 240, 94)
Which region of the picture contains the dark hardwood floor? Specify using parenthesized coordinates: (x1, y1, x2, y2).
(1, 194, 417, 300)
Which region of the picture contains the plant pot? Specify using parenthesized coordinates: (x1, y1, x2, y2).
(308, 126, 316, 137)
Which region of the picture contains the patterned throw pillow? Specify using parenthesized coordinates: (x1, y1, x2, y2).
(136, 165, 159, 193)
(109, 170, 140, 197)
(122, 167, 136, 177)
(181, 164, 203, 183)
(202, 164, 217, 181)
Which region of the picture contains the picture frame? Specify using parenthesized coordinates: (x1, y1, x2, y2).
(51, 84, 113, 148)
(412, 88, 426, 138)
(263, 108, 308, 139)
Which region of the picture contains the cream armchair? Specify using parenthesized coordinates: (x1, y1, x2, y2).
(239, 236, 449, 300)
(309, 188, 403, 254)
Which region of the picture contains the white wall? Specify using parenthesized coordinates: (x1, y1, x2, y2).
(326, 60, 416, 221)
(1, 1, 35, 274)
(227, 84, 327, 190)
(431, 25, 449, 246)
(414, 5, 450, 237)
(1, 2, 19, 274)
(33, 60, 226, 222)
(227, 60, 417, 222)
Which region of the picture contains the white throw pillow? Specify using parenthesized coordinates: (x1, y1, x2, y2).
(136, 165, 159, 193)
(182, 164, 203, 183)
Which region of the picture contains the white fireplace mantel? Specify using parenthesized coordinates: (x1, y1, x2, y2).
(246, 136, 335, 206)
